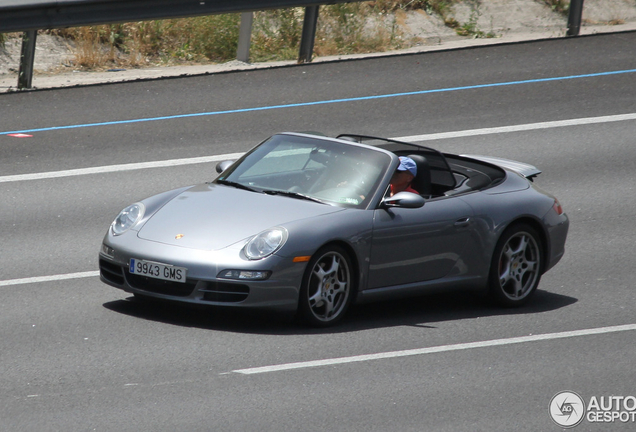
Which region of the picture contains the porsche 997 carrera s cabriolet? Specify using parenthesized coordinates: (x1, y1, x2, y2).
(100, 133, 568, 326)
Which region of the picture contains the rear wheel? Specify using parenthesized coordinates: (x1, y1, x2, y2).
(488, 223, 543, 307)
(298, 246, 354, 327)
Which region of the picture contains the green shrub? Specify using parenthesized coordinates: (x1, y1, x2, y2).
(251, 8, 305, 61)
(542, 0, 569, 15)
(185, 15, 241, 62)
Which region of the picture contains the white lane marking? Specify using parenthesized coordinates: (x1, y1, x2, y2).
(2, 113, 635, 184)
(0, 271, 99, 287)
(231, 324, 636, 375)
(397, 112, 636, 142)
(0, 153, 244, 183)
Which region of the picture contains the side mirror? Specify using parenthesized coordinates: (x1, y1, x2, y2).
(381, 192, 425, 209)
(215, 160, 236, 174)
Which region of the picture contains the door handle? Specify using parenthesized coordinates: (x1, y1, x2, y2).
(454, 217, 471, 227)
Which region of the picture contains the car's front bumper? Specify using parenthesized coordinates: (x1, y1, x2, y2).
(99, 234, 305, 313)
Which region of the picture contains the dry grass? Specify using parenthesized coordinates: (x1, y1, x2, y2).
(50, 1, 429, 70)
(0, 0, 508, 66)
(55, 14, 241, 69)
(250, 4, 415, 61)
(39, 0, 508, 70)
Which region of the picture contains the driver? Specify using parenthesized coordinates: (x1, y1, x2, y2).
(390, 156, 418, 196)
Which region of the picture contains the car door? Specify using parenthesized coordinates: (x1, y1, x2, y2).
(366, 196, 475, 289)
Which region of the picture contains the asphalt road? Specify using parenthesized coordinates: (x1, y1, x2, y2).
(1, 31, 636, 431)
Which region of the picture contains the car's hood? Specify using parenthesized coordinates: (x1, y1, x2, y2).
(137, 183, 344, 250)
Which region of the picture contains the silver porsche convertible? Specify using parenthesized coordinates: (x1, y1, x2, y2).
(99, 132, 569, 326)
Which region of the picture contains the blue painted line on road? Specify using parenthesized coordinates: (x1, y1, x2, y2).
(2, 68, 636, 136)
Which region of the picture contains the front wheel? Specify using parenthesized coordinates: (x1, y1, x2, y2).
(298, 246, 355, 327)
(488, 223, 543, 307)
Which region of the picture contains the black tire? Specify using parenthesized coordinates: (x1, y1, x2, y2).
(298, 245, 355, 327)
(488, 223, 543, 307)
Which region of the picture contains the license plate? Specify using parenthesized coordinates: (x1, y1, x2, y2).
(129, 259, 187, 283)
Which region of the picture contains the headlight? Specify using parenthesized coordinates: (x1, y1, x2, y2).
(111, 203, 145, 236)
(244, 227, 287, 260)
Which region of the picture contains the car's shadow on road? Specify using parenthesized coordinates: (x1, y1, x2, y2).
(103, 289, 577, 335)
(343, 289, 577, 332)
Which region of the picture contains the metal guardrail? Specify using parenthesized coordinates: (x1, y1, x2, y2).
(567, 0, 585, 37)
(1, 0, 586, 90)
(0, 0, 351, 33)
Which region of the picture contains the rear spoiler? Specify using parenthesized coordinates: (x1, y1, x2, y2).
(461, 155, 542, 181)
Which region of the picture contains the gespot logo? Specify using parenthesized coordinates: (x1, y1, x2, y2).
(550, 391, 636, 427)
(549, 391, 585, 428)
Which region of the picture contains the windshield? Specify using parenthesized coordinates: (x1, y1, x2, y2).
(216, 134, 392, 208)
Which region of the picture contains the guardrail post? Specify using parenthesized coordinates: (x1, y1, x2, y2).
(567, 0, 585, 36)
(237, 12, 254, 63)
(298, 5, 319, 63)
(18, 30, 37, 89)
